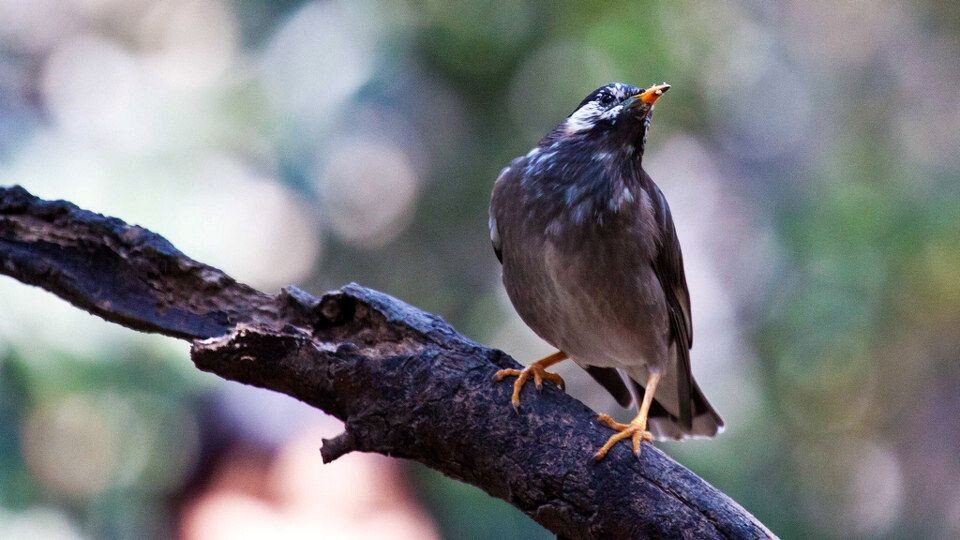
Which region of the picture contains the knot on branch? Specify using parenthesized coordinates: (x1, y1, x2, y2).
(320, 429, 358, 463)
(276, 285, 357, 331)
(0, 185, 32, 213)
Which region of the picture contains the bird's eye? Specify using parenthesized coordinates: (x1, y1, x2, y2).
(598, 94, 614, 106)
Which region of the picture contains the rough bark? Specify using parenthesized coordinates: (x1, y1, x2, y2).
(0, 185, 774, 539)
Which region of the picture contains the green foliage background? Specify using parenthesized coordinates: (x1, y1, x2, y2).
(1, 1, 958, 538)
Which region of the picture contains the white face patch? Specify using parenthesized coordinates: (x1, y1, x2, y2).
(563, 83, 639, 134)
(610, 83, 628, 98)
(599, 104, 626, 122)
(564, 101, 604, 133)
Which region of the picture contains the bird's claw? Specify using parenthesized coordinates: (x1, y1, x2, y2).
(493, 364, 565, 408)
(593, 414, 653, 461)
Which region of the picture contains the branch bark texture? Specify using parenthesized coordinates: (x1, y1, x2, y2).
(0, 185, 774, 539)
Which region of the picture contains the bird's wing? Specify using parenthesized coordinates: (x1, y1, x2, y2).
(649, 183, 695, 429)
(489, 212, 502, 263)
(489, 160, 524, 264)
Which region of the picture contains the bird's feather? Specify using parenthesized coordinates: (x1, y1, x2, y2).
(629, 375, 723, 440)
(646, 181, 695, 429)
(583, 366, 632, 407)
(489, 215, 502, 263)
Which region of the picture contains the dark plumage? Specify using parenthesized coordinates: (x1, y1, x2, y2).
(490, 82, 722, 449)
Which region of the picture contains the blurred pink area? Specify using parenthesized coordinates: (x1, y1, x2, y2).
(181, 425, 438, 540)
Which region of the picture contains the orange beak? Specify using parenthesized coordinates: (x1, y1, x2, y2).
(636, 83, 671, 105)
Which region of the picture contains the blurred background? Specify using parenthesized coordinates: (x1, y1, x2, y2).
(0, 0, 958, 538)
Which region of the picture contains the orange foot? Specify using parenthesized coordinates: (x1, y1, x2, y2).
(593, 414, 654, 460)
(593, 370, 663, 461)
(493, 351, 567, 408)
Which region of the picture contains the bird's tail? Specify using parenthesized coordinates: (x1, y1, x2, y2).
(583, 364, 724, 440)
(640, 378, 723, 440)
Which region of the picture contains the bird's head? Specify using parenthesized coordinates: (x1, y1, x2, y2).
(551, 82, 670, 156)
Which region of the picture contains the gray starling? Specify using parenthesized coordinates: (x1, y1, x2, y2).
(490, 82, 723, 459)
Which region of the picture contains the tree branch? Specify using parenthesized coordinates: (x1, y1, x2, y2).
(0, 185, 773, 539)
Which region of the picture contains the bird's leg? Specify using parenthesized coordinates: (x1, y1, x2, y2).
(594, 371, 662, 460)
(493, 351, 568, 408)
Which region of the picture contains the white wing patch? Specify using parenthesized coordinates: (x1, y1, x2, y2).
(489, 214, 501, 251)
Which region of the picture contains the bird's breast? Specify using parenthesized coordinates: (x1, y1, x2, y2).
(500, 202, 669, 369)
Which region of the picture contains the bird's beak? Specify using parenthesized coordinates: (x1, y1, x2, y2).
(633, 83, 671, 106)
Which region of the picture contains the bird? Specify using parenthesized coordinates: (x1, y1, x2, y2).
(489, 82, 723, 460)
